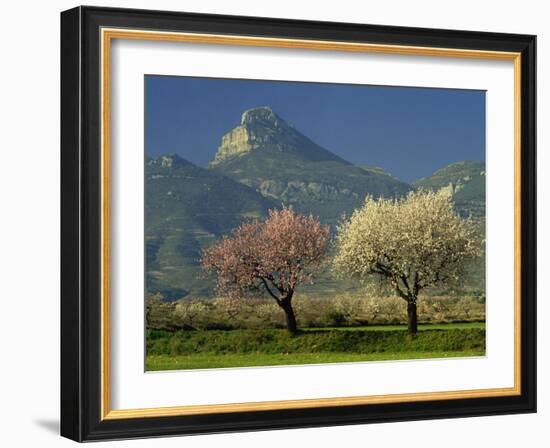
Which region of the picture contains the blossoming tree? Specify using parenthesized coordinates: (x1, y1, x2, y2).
(201, 207, 330, 333)
(334, 190, 481, 335)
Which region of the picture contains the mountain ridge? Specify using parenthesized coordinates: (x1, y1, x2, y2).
(414, 160, 485, 218)
(209, 107, 412, 225)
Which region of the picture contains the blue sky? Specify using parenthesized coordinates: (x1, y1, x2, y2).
(145, 75, 485, 182)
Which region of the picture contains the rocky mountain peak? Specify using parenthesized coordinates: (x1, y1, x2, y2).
(210, 106, 346, 168)
(210, 106, 290, 166)
(240, 106, 281, 127)
(148, 154, 190, 169)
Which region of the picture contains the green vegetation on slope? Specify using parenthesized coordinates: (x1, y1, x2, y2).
(213, 149, 412, 226)
(146, 324, 485, 370)
(414, 160, 485, 191)
(357, 163, 398, 179)
(146, 154, 275, 298)
(414, 160, 485, 218)
(147, 326, 485, 356)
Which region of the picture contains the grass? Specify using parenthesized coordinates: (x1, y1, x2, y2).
(306, 322, 485, 332)
(146, 322, 485, 370)
(146, 350, 485, 371)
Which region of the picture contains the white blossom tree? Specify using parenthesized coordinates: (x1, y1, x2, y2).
(334, 190, 481, 335)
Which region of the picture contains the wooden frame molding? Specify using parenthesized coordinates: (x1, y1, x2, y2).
(61, 7, 536, 441)
(100, 27, 522, 421)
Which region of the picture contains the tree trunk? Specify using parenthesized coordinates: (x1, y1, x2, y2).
(407, 299, 418, 335)
(279, 292, 298, 334)
(283, 305, 298, 334)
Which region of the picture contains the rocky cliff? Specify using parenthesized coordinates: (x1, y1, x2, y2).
(209, 107, 411, 225)
(210, 106, 344, 166)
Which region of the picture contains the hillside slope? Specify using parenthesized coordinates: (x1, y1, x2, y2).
(146, 154, 275, 298)
(414, 160, 485, 218)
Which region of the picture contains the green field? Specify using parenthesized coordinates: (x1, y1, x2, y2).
(146, 322, 485, 371)
(146, 350, 484, 371)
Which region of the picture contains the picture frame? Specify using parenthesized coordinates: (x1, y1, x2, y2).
(60, 5, 536, 442)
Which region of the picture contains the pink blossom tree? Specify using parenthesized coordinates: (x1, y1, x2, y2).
(201, 207, 330, 333)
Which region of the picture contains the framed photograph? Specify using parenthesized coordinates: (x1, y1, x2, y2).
(61, 6, 536, 441)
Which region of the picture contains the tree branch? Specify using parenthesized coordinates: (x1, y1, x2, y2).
(413, 271, 420, 296)
(394, 283, 410, 302)
(375, 262, 391, 276)
(400, 274, 412, 294)
(375, 262, 410, 302)
(260, 277, 281, 304)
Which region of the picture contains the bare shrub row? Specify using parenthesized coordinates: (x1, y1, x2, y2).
(146, 293, 485, 331)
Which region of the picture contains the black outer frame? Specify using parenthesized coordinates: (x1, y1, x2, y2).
(60, 6, 536, 442)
